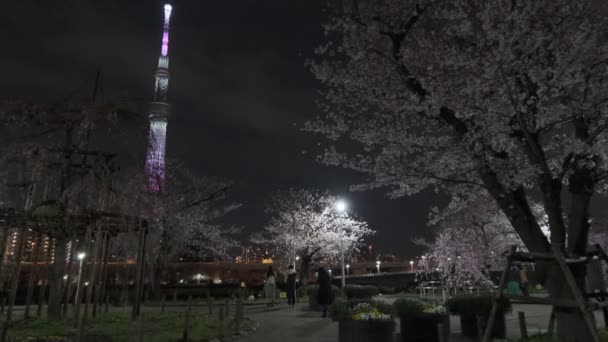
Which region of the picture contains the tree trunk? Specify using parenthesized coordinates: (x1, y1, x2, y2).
(545, 264, 596, 342)
(300, 255, 312, 285)
(47, 237, 67, 320)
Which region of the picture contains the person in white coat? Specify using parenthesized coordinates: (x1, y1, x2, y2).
(264, 266, 276, 307)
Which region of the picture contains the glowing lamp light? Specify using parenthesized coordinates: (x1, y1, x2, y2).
(335, 200, 347, 213)
(77, 252, 86, 260)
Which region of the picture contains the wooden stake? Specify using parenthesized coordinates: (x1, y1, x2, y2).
(182, 296, 192, 342)
(137, 312, 145, 342)
(132, 226, 147, 321)
(482, 245, 516, 342)
(207, 292, 213, 315)
(219, 307, 225, 340)
(548, 309, 556, 335)
(93, 232, 109, 317)
(518, 311, 528, 338)
(437, 323, 446, 342)
(552, 245, 601, 342)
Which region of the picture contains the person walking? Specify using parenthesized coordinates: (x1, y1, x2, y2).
(317, 267, 332, 318)
(518, 264, 529, 296)
(286, 265, 297, 308)
(264, 266, 276, 308)
(507, 264, 522, 295)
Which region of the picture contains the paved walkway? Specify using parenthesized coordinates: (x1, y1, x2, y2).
(242, 303, 337, 342)
(241, 297, 608, 341)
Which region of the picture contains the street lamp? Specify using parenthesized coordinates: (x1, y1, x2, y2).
(74, 252, 86, 317)
(334, 199, 348, 291)
(346, 264, 350, 275)
(194, 273, 203, 284)
(410, 260, 414, 272)
(335, 200, 347, 213)
(376, 260, 381, 274)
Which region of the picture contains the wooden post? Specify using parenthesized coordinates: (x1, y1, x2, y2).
(225, 298, 230, 317)
(207, 292, 213, 315)
(132, 226, 147, 321)
(173, 290, 177, 302)
(84, 225, 103, 321)
(518, 311, 528, 338)
(24, 234, 43, 318)
(93, 232, 109, 317)
(63, 237, 77, 316)
(37, 236, 51, 318)
(437, 323, 446, 342)
(182, 296, 192, 342)
(548, 309, 556, 335)
(161, 295, 166, 313)
(219, 307, 225, 340)
(552, 245, 601, 342)
(476, 315, 485, 339)
(137, 312, 145, 342)
(482, 245, 516, 342)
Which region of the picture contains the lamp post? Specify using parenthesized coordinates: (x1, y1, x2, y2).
(346, 264, 350, 275)
(335, 199, 347, 290)
(410, 260, 414, 272)
(194, 273, 203, 284)
(376, 260, 381, 274)
(73, 252, 86, 326)
(74, 252, 86, 306)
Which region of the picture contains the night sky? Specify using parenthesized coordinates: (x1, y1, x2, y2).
(3, 0, 440, 257)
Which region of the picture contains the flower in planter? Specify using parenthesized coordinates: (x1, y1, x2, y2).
(423, 304, 447, 315)
(393, 298, 447, 316)
(330, 299, 393, 321)
(352, 303, 392, 321)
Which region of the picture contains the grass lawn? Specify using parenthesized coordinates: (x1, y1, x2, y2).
(6, 311, 253, 342)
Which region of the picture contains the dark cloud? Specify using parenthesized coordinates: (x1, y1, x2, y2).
(3, 0, 433, 257)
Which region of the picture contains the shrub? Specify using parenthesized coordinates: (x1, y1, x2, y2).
(305, 285, 343, 309)
(344, 285, 379, 299)
(329, 299, 393, 321)
(393, 297, 447, 316)
(445, 293, 511, 316)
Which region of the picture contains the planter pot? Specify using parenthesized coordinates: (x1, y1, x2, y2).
(339, 319, 395, 342)
(459, 310, 506, 338)
(459, 314, 478, 337)
(400, 313, 450, 342)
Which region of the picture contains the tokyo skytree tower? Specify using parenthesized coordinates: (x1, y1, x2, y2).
(145, 4, 173, 192)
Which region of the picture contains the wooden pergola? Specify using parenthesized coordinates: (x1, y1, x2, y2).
(0, 205, 149, 338)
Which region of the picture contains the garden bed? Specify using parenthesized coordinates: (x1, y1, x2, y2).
(6, 311, 253, 342)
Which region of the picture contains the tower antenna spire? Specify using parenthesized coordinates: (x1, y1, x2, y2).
(145, 3, 173, 192)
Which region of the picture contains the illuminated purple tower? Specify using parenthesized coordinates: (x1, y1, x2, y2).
(145, 4, 173, 192)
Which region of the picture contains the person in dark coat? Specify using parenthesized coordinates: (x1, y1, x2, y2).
(317, 267, 332, 317)
(286, 265, 297, 308)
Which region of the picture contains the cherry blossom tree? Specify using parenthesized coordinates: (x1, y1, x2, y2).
(255, 189, 373, 283)
(110, 162, 241, 296)
(417, 199, 522, 289)
(306, 1, 608, 339)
